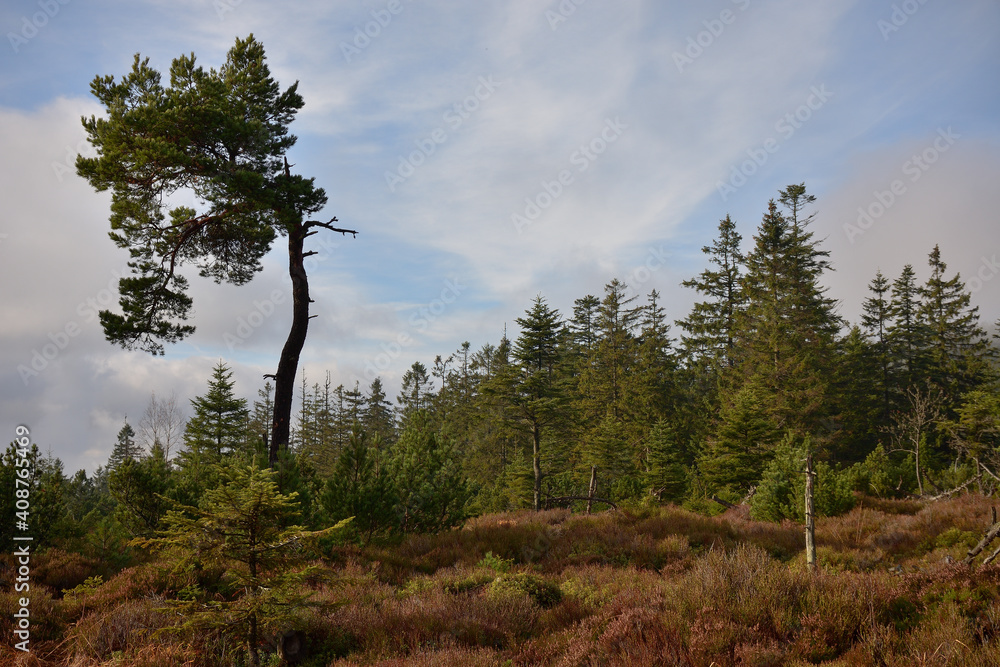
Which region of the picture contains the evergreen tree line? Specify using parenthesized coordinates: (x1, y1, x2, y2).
(5, 183, 999, 558)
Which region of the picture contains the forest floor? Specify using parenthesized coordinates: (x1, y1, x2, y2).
(4, 493, 1000, 666)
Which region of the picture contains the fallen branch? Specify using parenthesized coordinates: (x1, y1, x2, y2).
(962, 507, 1000, 567)
(926, 474, 981, 502)
(982, 543, 1000, 568)
(710, 495, 737, 510)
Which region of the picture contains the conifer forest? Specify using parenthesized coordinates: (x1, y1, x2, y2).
(4, 20, 1000, 667)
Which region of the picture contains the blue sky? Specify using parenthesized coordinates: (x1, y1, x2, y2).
(1, 0, 999, 473)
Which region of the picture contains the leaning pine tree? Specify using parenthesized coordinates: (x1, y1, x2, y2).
(76, 35, 355, 467)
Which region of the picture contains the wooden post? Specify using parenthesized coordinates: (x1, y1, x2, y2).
(587, 466, 597, 515)
(805, 454, 816, 572)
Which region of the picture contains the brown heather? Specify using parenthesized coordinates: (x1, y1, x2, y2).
(4, 494, 1000, 665)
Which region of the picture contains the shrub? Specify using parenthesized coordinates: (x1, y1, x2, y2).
(487, 573, 562, 608)
(751, 434, 855, 522)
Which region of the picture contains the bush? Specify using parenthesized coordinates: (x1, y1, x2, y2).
(751, 434, 855, 522)
(488, 573, 563, 608)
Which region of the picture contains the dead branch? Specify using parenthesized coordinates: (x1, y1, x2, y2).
(926, 475, 982, 502)
(710, 495, 737, 510)
(962, 511, 1000, 567)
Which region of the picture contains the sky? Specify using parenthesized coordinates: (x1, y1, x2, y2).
(1, 0, 998, 474)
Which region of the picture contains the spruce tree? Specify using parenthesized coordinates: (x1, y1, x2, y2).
(137, 464, 347, 666)
(469, 337, 523, 496)
(568, 294, 601, 362)
(397, 361, 433, 429)
(510, 296, 566, 510)
(698, 383, 780, 494)
(677, 214, 745, 373)
(176, 361, 249, 496)
(831, 326, 881, 461)
(108, 442, 173, 536)
(589, 279, 640, 421)
(644, 419, 688, 503)
(634, 289, 675, 422)
(730, 188, 839, 436)
(888, 264, 929, 396)
(362, 377, 397, 448)
(861, 269, 894, 421)
(321, 429, 396, 542)
(918, 245, 994, 401)
(108, 419, 142, 470)
(390, 413, 472, 532)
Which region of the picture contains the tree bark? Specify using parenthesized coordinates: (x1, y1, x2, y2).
(805, 454, 816, 572)
(270, 221, 310, 468)
(587, 466, 597, 515)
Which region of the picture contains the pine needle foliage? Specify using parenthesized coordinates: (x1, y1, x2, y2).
(134, 463, 349, 666)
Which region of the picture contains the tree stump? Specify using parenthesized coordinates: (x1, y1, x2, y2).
(278, 630, 307, 664)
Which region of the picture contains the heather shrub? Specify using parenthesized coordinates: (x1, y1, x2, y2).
(30, 548, 101, 594)
(66, 598, 170, 660)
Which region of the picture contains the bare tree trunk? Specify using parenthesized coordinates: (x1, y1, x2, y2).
(805, 454, 816, 572)
(914, 434, 923, 496)
(270, 221, 310, 469)
(587, 466, 597, 515)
